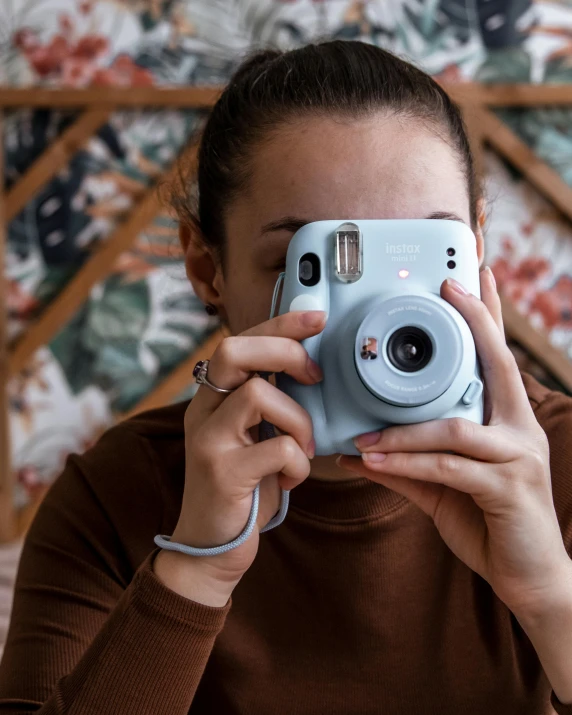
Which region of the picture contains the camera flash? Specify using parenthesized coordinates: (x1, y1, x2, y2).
(335, 222, 362, 283)
(398, 269, 409, 278)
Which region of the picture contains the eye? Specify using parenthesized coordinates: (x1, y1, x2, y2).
(259, 249, 287, 272)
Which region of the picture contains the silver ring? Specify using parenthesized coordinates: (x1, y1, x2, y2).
(192, 359, 236, 394)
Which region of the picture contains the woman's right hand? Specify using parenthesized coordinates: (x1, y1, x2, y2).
(154, 310, 326, 606)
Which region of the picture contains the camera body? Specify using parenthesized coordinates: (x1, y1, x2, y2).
(275, 219, 484, 456)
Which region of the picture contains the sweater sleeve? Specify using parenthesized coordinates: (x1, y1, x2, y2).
(534, 389, 572, 559)
(0, 429, 230, 714)
(533, 388, 572, 715)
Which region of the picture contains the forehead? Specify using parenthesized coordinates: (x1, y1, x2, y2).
(229, 114, 470, 227)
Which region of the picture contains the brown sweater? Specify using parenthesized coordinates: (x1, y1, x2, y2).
(1, 371, 572, 714)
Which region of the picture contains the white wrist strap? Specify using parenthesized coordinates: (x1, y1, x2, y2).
(155, 274, 290, 557)
(154, 482, 289, 557)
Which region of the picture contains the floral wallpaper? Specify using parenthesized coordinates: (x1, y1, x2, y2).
(3, 0, 572, 510)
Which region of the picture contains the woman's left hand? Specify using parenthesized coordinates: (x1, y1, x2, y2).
(338, 266, 572, 617)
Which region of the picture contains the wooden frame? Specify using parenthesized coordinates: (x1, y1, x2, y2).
(1, 82, 572, 541)
(0, 111, 11, 543)
(0, 82, 571, 107)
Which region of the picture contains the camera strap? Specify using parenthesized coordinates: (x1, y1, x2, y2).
(153, 273, 290, 558)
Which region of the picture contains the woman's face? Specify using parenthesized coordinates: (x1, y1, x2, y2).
(195, 113, 484, 333)
(185, 113, 485, 479)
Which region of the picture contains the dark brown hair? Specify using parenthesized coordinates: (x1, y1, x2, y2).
(173, 40, 481, 264)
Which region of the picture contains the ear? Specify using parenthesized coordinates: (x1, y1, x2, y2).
(474, 196, 486, 267)
(179, 222, 226, 316)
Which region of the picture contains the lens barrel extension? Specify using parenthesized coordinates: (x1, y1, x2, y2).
(354, 295, 463, 407)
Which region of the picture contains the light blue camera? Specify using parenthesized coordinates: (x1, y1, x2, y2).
(274, 219, 484, 456)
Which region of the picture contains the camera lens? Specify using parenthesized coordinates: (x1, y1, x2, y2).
(387, 326, 433, 373)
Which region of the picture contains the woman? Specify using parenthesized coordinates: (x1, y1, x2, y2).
(1, 40, 572, 715)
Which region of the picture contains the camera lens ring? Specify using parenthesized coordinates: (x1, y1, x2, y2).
(386, 326, 433, 373)
(354, 295, 464, 407)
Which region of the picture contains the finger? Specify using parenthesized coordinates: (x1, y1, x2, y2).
(337, 457, 448, 518)
(480, 266, 504, 336)
(211, 376, 315, 459)
(242, 310, 327, 339)
(478, 266, 504, 425)
(193, 311, 326, 414)
(232, 435, 311, 498)
(337, 450, 497, 499)
(440, 276, 531, 421)
(354, 418, 517, 462)
(209, 335, 322, 388)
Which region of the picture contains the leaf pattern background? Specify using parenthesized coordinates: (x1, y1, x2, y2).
(3, 0, 572, 507)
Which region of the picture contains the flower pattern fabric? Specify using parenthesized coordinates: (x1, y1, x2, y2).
(3, 0, 572, 508)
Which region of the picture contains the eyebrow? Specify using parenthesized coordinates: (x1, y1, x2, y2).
(260, 217, 311, 235)
(425, 211, 466, 223)
(260, 211, 467, 235)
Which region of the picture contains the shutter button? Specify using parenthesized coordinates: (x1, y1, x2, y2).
(461, 379, 483, 406)
(289, 294, 323, 313)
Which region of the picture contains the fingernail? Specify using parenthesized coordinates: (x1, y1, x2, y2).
(446, 277, 469, 295)
(362, 452, 387, 463)
(354, 431, 381, 450)
(306, 356, 323, 382)
(307, 438, 316, 459)
(302, 311, 326, 327)
(485, 265, 497, 291)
